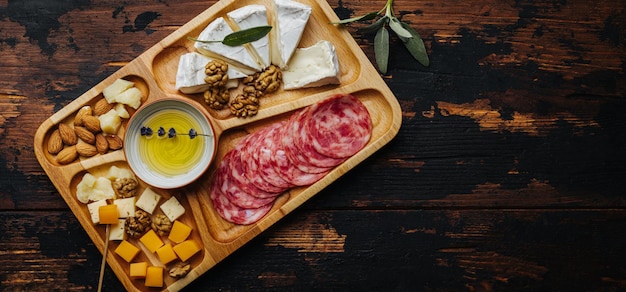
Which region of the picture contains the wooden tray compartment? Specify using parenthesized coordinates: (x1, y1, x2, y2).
(33, 0, 402, 291)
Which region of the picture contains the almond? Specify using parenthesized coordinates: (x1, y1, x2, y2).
(95, 133, 109, 154)
(56, 146, 78, 165)
(47, 129, 64, 154)
(75, 126, 95, 144)
(82, 115, 101, 133)
(58, 123, 77, 145)
(93, 98, 113, 116)
(76, 141, 98, 157)
(106, 135, 123, 150)
(74, 106, 92, 126)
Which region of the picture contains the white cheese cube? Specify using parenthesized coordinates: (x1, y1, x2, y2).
(106, 165, 135, 181)
(109, 219, 126, 241)
(103, 79, 134, 103)
(89, 177, 116, 202)
(160, 196, 185, 222)
(135, 188, 161, 214)
(282, 40, 341, 90)
(114, 197, 136, 218)
(87, 199, 108, 224)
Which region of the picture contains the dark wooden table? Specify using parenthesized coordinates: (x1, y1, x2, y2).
(2, 0, 625, 290)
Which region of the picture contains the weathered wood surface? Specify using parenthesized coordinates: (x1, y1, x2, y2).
(1, 0, 625, 290)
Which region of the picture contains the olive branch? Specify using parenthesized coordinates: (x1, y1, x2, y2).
(331, 0, 429, 74)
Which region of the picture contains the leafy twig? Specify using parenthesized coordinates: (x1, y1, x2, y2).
(331, 0, 429, 74)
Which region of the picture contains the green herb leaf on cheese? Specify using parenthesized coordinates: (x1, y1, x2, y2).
(188, 25, 272, 47)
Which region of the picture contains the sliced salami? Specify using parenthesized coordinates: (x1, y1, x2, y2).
(273, 125, 328, 186)
(282, 108, 333, 174)
(217, 152, 276, 208)
(255, 121, 294, 189)
(292, 106, 346, 168)
(238, 128, 287, 194)
(209, 176, 273, 225)
(308, 94, 372, 158)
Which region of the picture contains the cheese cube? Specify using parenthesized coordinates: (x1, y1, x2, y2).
(109, 219, 126, 241)
(129, 262, 148, 278)
(98, 204, 119, 225)
(160, 196, 185, 222)
(103, 78, 134, 103)
(144, 266, 164, 288)
(156, 243, 178, 265)
(114, 240, 140, 262)
(114, 197, 135, 218)
(89, 177, 116, 202)
(87, 199, 108, 224)
(135, 188, 161, 214)
(106, 165, 135, 181)
(173, 239, 202, 262)
(139, 229, 164, 253)
(168, 220, 192, 243)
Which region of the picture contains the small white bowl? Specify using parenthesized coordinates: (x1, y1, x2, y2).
(124, 98, 217, 189)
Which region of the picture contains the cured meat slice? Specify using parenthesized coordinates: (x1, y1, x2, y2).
(272, 125, 328, 186)
(254, 121, 294, 190)
(292, 106, 346, 168)
(227, 143, 279, 199)
(240, 123, 289, 193)
(308, 94, 372, 158)
(210, 175, 273, 225)
(282, 108, 333, 174)
(218, 151, 276, 208)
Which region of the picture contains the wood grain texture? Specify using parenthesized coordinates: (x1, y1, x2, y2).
(1, 0, 625, 290)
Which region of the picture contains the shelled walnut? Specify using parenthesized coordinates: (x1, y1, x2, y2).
(204, 60, 229, 87)
(229, 92, 260, 118)
(113, 177, 138, 198)
(169, 262, 191, 278)
(125, 210, 151, 238)
(203, 86, 230, 110)
(151, 214, 173, 236)
(253, 64, 282, 93)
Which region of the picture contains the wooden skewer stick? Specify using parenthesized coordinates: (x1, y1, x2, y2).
(97, 224, 111, 292)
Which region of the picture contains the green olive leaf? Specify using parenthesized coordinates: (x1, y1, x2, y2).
(398, 22, 429, 66)
(330, 11, 379, 24)
(188, 25, 272, 47)
(357, 16, 389, 34)
(374, 26, 390, 74)
(389, 17, 413, 39)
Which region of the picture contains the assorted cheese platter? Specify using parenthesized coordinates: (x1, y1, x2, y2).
(33, 0, 402, 290)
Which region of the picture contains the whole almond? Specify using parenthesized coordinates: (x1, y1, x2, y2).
(75, 126, 95, 144)
(56, 146, 78, 165)
(76, 141, 98, 157)
(47, 129, 64, 154)
(58, 123, 77, 145)
(106, 135, 123, 150)
(93, 98, 113, 116)
(95, 133, 109, 154)
(82, 115, 101, 133)
(74, 106, 92, 126)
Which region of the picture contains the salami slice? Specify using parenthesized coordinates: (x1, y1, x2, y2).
(272, 125, 328, 186)
(292, 106, 346, 168)
(308, 94, 372, 158)
(218, 151, 276, 208)
(255, 121, 294, 189)
(209, 175, 273, 225)
(282, 108, 333, 174)
(240, 124, 289, 193)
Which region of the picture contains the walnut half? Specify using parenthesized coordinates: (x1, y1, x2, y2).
(204, 60, 229, 87)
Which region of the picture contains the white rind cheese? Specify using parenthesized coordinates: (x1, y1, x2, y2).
(227, 5, 271, 69)
(194, 17, 261, 74)
(282, 40, 341, 90)
(270, 0, 312, 69)
(176, 52, 247, 94)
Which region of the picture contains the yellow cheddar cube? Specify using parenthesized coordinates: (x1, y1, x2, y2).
(98, 204, 119, 225)
(173, 239, 201, 262)
(168, 220, 192, 243)
(114, 240, 140, 262)
(144, 266, 163, 288)
(139, 229, 164, 253)
(156, 243, 178, 265)
(129, 262, 148, 278)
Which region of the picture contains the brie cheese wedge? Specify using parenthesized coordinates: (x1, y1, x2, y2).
(227, 5, 271, 69)
(270, 0, 312, 69)
(194, 17, 262, 74)
(282, 40, 340, 90)
(176, 52, 246, 94)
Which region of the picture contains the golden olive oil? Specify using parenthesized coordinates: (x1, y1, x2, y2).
(138, 109, 204, 177)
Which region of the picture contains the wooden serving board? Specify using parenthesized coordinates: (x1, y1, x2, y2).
(33, 0, 402, 291)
